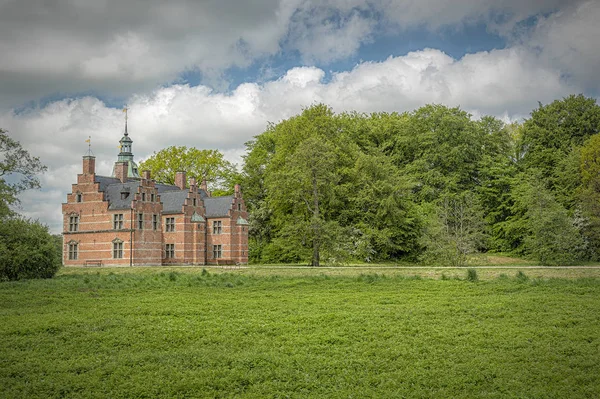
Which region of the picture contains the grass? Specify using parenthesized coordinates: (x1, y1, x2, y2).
(1, 269, 599, 398)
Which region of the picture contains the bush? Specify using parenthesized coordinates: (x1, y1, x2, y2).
(0, 217, 61, 281)
(466, 268, 479, 282)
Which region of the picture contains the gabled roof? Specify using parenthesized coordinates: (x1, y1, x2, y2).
(94, 174, 227, 216)
(204, 195, 234, 218)
(105, 181, 141, 210)
(160, 190, 189, 214)
(155, 183, 182, 194)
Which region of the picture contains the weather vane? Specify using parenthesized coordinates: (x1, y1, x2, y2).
(123, 105, 128, 135)
(85, 135, 94, 156)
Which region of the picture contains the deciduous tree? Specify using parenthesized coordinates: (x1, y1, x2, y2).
(139, 146, 239, 194)
(0, 129, 47, 217)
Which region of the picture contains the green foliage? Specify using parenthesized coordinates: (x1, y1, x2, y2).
(512, 175, 585, 265)
(139, 146, 239, 194)
(0, 217, 61, 281)
(520, 94, 600, 186)
(419, 193, 486, 266)
(242, 95, 600, 265)
(466, 268, 478, 282)
(0, 129, 47, 217)
(1, 271, 599, 398)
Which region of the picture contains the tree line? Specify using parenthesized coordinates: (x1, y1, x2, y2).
(240, 95, 600, 266)
(2, 94, 599, 278)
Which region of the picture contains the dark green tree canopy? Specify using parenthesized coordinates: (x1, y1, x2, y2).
(0, 217, 62, 281)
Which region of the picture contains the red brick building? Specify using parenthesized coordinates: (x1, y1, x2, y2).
(62, 130, 249, 266)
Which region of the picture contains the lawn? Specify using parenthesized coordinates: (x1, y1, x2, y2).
(1, 268, 599, 398)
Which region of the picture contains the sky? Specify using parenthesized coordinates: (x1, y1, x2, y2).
(1, 0, 599, 234)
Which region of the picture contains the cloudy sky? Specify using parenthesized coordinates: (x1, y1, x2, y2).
(1, 0, 599, 233)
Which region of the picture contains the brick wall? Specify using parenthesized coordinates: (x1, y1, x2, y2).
(63, 156, 249, 266)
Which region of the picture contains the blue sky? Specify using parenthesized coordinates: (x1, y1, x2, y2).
(0, 0, 598, 233)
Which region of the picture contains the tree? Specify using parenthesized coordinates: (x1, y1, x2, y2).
(138, 146, 239, 194)
(578, 134, 600, 258)
(390, 104, 492, 202)
(0, 217, 62, 281)
(520, 94, 600, 192)
(512, 175, 585, 265)
(264, 105, 342, 266)
(0, 129, 47, 217)
(419, 192, 486, 266)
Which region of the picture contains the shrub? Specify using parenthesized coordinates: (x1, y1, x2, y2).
(516, 271, 529, 282)
(0, 217, 61, 281)
(466, 268, 479, 282)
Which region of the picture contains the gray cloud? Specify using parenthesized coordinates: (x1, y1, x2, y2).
(2, 0, 594, 108)
(1, 0, 599, 233)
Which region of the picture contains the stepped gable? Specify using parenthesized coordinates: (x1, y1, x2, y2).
(62, 116, 249, 266)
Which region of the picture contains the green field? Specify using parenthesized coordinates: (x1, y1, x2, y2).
(1, 268, 599, 398)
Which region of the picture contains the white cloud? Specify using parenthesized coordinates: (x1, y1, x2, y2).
(2, 45, 582, 233)
(524, 0, 600, 91)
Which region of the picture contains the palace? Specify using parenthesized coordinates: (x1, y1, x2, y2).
(61, 126, 248, 266)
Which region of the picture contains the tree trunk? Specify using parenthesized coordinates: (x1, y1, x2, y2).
(312, 169, 320, 267)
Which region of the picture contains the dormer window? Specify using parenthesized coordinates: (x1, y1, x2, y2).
(121, 192, 129, 200)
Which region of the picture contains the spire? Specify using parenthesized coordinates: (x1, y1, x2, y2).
(124, 105, 128, 136)
(112, 105, 140, 179)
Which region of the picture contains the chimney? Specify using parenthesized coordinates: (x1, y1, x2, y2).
(189, 177, 197, 191)
(200, 179, 210, 197)
(142, 170, 151, 180)
(115, 161, 128, 183)
(83, 156, 96, 175)
(234, 184, 241, 198)
(175, 171, 186, 190)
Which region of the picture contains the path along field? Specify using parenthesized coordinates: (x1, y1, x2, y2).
(1, 266, 599, 398)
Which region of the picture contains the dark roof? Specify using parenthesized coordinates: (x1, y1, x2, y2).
(94, 175, 223, 215)
(105, 181, 141, 210)
(95, 175, 121, 192)
(155, 183, 181, 194)
(160, 190, 188, 214)
(204, 195, 234, 218)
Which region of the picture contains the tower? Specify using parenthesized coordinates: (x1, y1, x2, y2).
(111, 106, 141, 179)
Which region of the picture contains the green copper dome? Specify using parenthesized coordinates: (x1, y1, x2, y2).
(111, 128, 140, 179)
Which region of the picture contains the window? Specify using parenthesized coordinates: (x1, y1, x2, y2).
(121, 192, 129, 200)
(68, 242, 78, 260)
(193, 198, 197, 206)
(138, 213, 143, 229)
(69, 215, 79, 232)
(213, 220, 222, 234)
(113, 241, 123, 258)
(238, 203, 241, 211)
(151, 193, 155, 202)
(165, 217, 175, 232)
(76, 193, 82, 203)
(153, 214, 158, 230)
(113, 214, 123, 229)
(165, 244, 175, 259)
(213, 244, 222, 259)
(142, 192, 146, 201)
